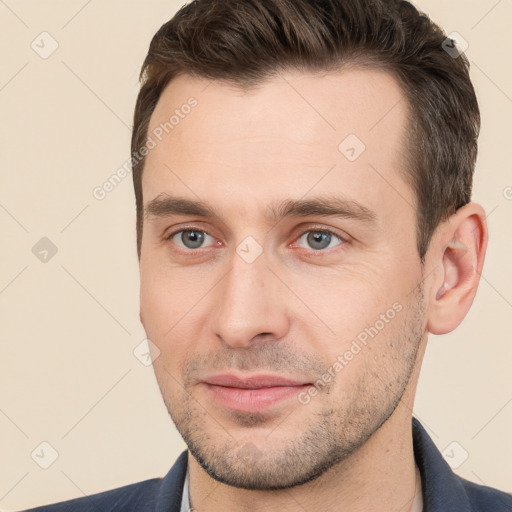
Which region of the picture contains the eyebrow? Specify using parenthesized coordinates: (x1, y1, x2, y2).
(267, 195, 377, 224)
(144, 193, 377, 224)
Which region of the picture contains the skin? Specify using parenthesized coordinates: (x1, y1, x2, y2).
(138, 69, 487, 512)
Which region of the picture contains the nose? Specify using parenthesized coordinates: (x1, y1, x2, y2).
(211, 250, 290, 349)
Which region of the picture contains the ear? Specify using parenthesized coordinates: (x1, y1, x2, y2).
(426, 202, 488, 335)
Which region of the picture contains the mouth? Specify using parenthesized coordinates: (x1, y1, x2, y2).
(201, 374, 312, 413)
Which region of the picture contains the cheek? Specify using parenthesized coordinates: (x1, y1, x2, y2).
(139, 267, 190, 364)
(139, 255, 198, 330)
(295, 266, 393, 329)
(139, 262, 213, 372)
(140, 279, 175, 337)
(140, 282, 190, 389)
(294, 264, 412, 364)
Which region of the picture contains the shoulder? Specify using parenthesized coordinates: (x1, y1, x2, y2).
(21, 451, 189, 512)
(459, 477, 512, 511)
(21, 478, 161, 512)
(412, 417, 512, 511)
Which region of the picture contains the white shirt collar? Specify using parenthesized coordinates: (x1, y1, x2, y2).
(180, 464, 191, 512)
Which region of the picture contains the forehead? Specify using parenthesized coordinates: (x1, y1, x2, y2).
(148, 67, 408, 147)
(143, 68, 413, 223)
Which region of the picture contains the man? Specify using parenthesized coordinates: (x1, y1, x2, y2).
(25, 0, 512, 510)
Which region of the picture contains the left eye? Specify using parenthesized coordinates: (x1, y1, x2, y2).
(295, 230, 344, 251)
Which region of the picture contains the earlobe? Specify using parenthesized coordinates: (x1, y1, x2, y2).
(426, 202, 488, 335)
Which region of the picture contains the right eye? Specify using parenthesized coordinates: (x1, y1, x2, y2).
(166, 228, 218, 250)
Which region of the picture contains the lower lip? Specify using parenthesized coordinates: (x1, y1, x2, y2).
(204, 383, 310, 413)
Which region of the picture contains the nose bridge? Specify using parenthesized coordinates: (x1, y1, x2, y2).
(212, 246, 288, 347)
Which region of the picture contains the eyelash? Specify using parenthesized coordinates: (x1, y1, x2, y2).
(164, 226, 347, 253)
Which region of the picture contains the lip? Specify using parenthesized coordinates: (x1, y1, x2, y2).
(201, 374, 311, 413)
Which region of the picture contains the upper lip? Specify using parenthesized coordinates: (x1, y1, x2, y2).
(202, 374, 310, 389)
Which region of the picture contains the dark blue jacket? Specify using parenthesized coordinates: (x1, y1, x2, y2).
(22, 418, 512, 511)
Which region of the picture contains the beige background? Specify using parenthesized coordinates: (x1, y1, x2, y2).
(0, 0, 511, 510)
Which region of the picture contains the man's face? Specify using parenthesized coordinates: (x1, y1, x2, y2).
(139, 69, 427, 489)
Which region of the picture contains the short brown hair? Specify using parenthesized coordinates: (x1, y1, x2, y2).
(131, 0, 480, 260)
